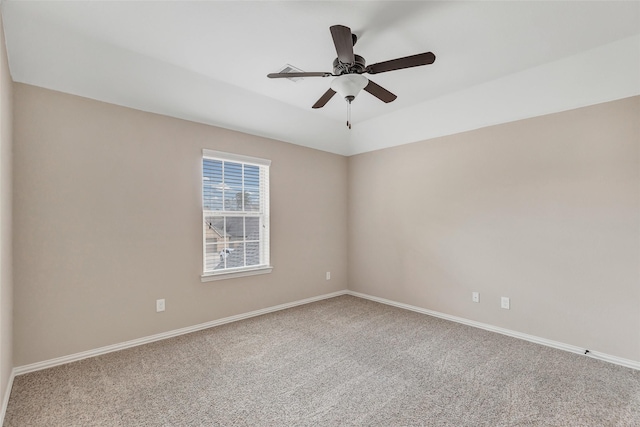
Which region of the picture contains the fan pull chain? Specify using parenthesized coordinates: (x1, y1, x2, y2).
(347, 99, 352, 129)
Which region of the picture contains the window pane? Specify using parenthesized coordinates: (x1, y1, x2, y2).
(245, 217, 260, 240)
(244, 165, 260, 212)
(205, 243, 219, 271)
(246, 242, 260, 266)
(204, 216, 226, 238)
(225, 216, 244, 240)
(224, 242, 245, 269)
(205, 216, 226, 270)
(224, 162, 243, 211)
(203, 159, 223, 211)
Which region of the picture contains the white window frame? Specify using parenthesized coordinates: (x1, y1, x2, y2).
(201, 149, 272, 281)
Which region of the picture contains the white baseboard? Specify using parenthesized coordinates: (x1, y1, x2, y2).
(14, 290, 349, 376)
(0, 368, 15, 424)
(11, 287, 640, 378)
(7, 288, 637, 427)
(346, 290, 640, 371)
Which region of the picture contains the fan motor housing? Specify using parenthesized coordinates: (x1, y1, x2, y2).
(333, 54, 366, 75)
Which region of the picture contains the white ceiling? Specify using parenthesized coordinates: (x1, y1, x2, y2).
(2, 1, 639, 156)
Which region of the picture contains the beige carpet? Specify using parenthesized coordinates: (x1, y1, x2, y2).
(4, 295, 640, 426)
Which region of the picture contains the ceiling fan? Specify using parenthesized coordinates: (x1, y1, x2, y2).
(267, 25, 436, 129)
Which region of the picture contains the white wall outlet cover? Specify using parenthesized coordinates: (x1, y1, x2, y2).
(326, 272, 331, 280)
(156, 299, 165, 312)
(501, 297, 510, 309)
(472, 292, 480, 303)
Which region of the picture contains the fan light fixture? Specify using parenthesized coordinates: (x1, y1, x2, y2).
(330, 74, 368, 101)
(330, 74, 368, 129)
(267, 24, 436, 130)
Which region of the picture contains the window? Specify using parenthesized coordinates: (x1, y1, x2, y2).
(201, 149, 271, 281)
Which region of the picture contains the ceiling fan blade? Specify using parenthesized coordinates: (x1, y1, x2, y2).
(366, 52, 436, 75)
(363, 80, 397, 103)
(330, 25, 355, 65)
(312, 88, 337, 109)
(268, 72, 332, 78)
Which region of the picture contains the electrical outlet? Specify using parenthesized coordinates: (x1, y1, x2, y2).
(472, 292, 480, 303)
(156, 299, 165, 312)
(326, 272, 331, 280)
(501, 297, 510, 310)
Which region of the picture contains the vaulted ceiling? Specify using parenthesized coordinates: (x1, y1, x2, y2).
(3, 1, 639, 155)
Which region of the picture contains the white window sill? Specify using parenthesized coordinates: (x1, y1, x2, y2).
(201, 266, 273, 282)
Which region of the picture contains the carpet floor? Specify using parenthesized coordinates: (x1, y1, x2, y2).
(4, 295, 640, 426)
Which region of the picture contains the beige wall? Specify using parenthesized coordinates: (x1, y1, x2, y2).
(10, 81, 640, 367)
(13, 84, 348, 366)
(0, 13, 13, 406)
(349, 96, 640, 362)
